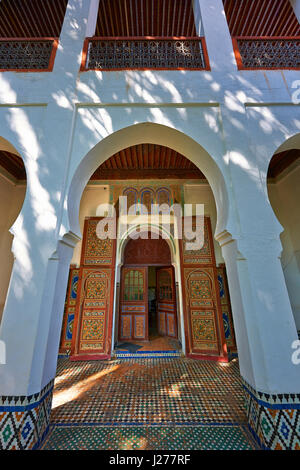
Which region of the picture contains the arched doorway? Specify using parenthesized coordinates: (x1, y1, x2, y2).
(66, 123, 231, 241)
(65, 137, 236, 362)
(0, 137, 26, 325)
(267, 144, 300, 334)
(117, 231, 180, 353)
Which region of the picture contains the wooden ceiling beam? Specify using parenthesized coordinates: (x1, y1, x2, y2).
(223, 0, 300, 37)
(0, 151, 26, 180)
(0, 0, 68, 38)
(91, 168, 205, 180)
(90, 143, 205, 181)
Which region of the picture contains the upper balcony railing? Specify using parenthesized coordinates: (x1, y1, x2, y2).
(0, 38, 58, 72)
(80, 37, 210, 71)
(232, 36, 300, 70)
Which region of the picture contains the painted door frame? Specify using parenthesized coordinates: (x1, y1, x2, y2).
(117, 263, 179, 343)
(119, 265, 149, 341)
(179, 216, 228, 362)
(111, 222, 186, 354)
(156, 265, 178, 338)
(70, 217, 117, 361)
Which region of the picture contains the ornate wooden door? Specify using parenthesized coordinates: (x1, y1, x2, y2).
(59, 266, 79, 354)
(70, 217, 116, 360)
(179, 216, 227, 360)
(71, 268, 115, 359)
(185, 267, 221, 355)
(217, 264, 237, 357)
(119, 267, 148, 341)
(156, 267, 177, 338)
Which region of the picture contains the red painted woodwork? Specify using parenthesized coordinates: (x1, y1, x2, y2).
(0, 150, 26, 180)
(179, 216, 228, 361)
(0, 0, 68, 38)
(224, 0, 300, 71)
(232, 36, 300, 70)
(71, 267, 115, 359)
(90, 143, 205, 180)
(217, 263, 237, 355)
(156, 267, 177, 338)
(91, 168, 204, 180)
(268, 149, 300, 179)
(119, 267, 148, 341)
(184, 267, 221, 355)
(223, 0, 300, 37)
(123, 233, 171, 266)
(80, 217, 116, 266)
(59, 265, 78, 355)
(95, 0, 197, 38)
(0, 37, 59, 72)
(71, 217, 116, 360)
(80, 36, 210, 71)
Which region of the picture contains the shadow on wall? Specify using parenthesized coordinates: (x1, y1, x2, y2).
(0, 27, 299, 353)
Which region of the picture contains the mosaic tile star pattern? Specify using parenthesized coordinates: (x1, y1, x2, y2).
(242, 379, 300, 450)
(42, 424, 256, 450)
(40, 357, 259, 450)
(0, 380, 53, 450)
(50, 358, 247, 426)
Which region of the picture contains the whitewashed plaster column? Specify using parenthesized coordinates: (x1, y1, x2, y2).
(86, 0, 100, 37)
(194, 0, 237, 71)
(219, 104, 300, 395)
(220, 234, 300, 392)
(31, 0, 94, 395)
(40, 236, 79, 388)
(0, 0, 91, 399)
(192, 0, 204, 36)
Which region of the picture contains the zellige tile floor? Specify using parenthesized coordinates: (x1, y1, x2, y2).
(41, 357, 258, 450)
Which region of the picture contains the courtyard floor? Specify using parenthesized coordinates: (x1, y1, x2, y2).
(41, 357, 258, 450)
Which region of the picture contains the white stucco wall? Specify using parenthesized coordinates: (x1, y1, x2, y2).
(0, 0, 299, 397)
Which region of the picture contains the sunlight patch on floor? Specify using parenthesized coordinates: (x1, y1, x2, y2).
(52, 365, 120, 408)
